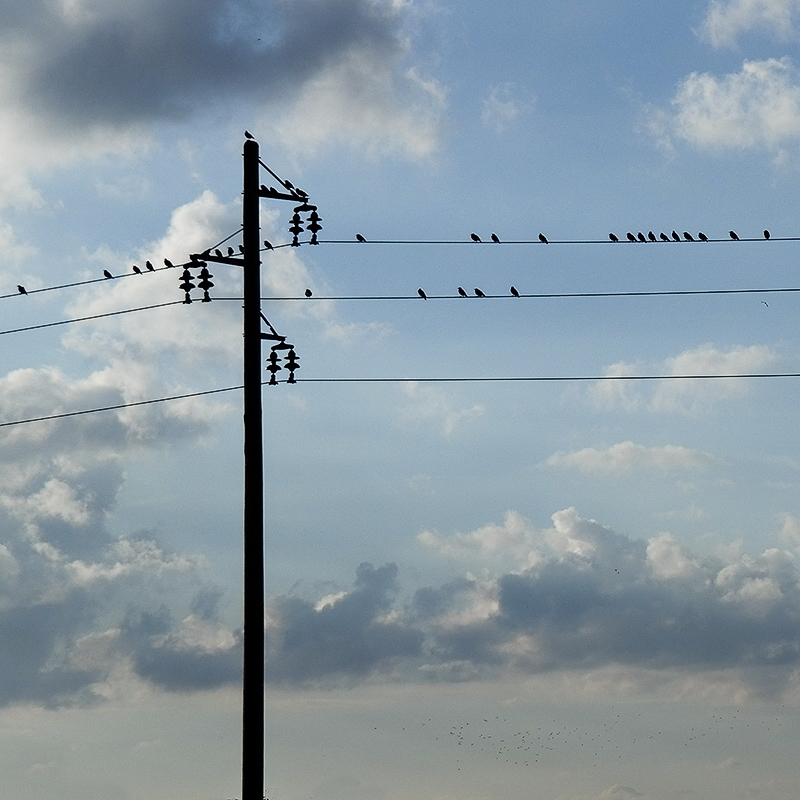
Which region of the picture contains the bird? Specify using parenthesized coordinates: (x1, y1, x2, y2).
(132, 265, 142, 274)
(356, 233, 366, 243)
(470, 233, 481, 242)
(671, 230, 681, 241)
(538, 233, 548, 243)
(762, 300, 769, 307)
(228, 247, 235, 256)
(626, 232, 636, 242)
(648, 231, 657, 242)
(418, 288, 427, 299)
(263, 240, 273, 250)
(17, 284, 26, 295)
(729, 230, 740, 240)
(659, 232, 670, 242)
(683, 232, 694, 241)
(305, 288, 312, 297)
(146, 260, 155, 271)
(238, 244, 245, 254)
(637, 232, 646, 242)
(457, 287, 467, 297)
(163, 258, 173, 268)
(609, 233, 619, 242)
(103, 269, 114, 278)
(244, 130, 254, 139)
(474, 288, 485, 297)
(764, 229, 771, 239)
(510, 286, 520, 297)
(491, 233, 500, 243)
(698, 232, 708, 241)
(214, 249, 222, 258)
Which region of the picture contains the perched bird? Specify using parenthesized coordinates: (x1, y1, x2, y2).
(263, 240, 273, 250)
(510, 286, 520, 297)
(671, 230, 681, 241)
(132, 265, 142, 274)
(609, 233, 619, 242)
(637, 232, 646, 242)
(626, 232, 636, 242)
(146, 260, 155, 271)
(474, 288, 485, 297)
(228, 247, 235, 256)
(418, 288, 427, 299)
(238, 244, 245, 253)
(17, 284, 26, 295)
(764, 229, 771, 239)
(659, 232, 670, 242)
(698, 232, 708, 241)
(244, 130, 254, 139)
(683, 232, 694, 241)
(457, 287, 467, 297)
(470, 233, 481, 242)
(304, 288, 312, 297)
(538, 233, 548, 243)
(214, 249, 223, 258)
(491, 233, 500, 243)
(163, 258, 174, 268)
(103, 270, 114, 279)
(356, 233, 367, 243)
(729, 230, 740, 240)
(648, 231, 657, 242)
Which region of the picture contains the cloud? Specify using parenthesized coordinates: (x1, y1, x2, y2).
(481, 83, 528, 134)
(399, 382, 485, 435)
(590, 343, 779, 413)
(545, 441, 717, 474)
(650, 58, 800, 157)
(701, 0, 800, 48)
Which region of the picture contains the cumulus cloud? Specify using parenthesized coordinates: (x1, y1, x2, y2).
(650, 58, 800, 157)
(264, 508, 800, 698)
(701, 0, 800, 48)
(545, 441, 716, 474)
(590, 343, 779, 413)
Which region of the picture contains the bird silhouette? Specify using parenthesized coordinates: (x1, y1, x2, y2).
(457, 287, 467, 297)
(418, 288, 427, 299)
(683, 232, 694, 241)
(637, 232, 646, 242)
(626, 232, 636, 242)
(305, 288, 312, 297)
(491, 233, 500, 243)
(648, 231, 657, 242)
(698, 232, 708, 241)
(729, 230, 739, 240)
(263, 240, 273, 250)
(470, 233, 481, 242)
(244, 130, 254, 139)
(764, 229, 771, 239)
(474, 288, 485, 297)
(671, 230, 680, 241)
(163, 258, 174, 268)
(609, 233, 619, 242)
(146, 260, 155, 271)
(238, 244, 245, 254)
(17, 284, 26, 295)
(227, 247, 235, 256)
(538, 233, 548, 243)
(215, 249, 223, 258)
(104, 270, 114, 278)
(356, 234, 366, 243)
(132, 265, 142, 274)
(510, 286, 520, 297)
(659, 232, 670, 241)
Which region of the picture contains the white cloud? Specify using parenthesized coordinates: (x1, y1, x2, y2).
(591, 343, 778, 413)
(702, 0, 800, 48)
(651, 58, 800, 157)
(546, 441, 716, 474)
(481, 83, 528, 134)
(399, 381, 485, 435)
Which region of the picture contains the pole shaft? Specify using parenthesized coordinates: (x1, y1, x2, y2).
(242, 139, 264, 800)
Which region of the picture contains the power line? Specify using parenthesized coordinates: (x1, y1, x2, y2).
(317, 235, 800, 246)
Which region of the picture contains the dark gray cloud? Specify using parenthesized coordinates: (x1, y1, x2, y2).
(8, 0, 409, 126)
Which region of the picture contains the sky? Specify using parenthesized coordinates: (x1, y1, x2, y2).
(3, 0, 800, 798)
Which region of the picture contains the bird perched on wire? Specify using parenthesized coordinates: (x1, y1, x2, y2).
(214, 249, 223, 258)
(637, 232, 646, 242)
(104, 269, 114, 279)
(146, 260, 155, 271)
(648, 231, 657, 242)
(609, 233, 619, 242)
(660, 232, 670, 242)
(729, 230, 739, 240)
(474, 288, 485, 297)
(305, 288, 312, 297)
(538, 233, 548, 243)
(356, 233, 366, 243)
(132, 265, 142, 274)
(671, 230, 680, 241)
(457, 287, 467, 297)
(491, 233, 500, 243)
(163, 258, 174, 268)
(470, 233, 481, 242)
(698, 232, 708, 241)
(626, 232, 636, 242)
(263, 240, 273, 250)
(510, 286, 520, 297)
(418, 288, 427, 299)
(764, 229, 771, 239)
(17, 284, 26, 295)
(683, 232, 694, 241)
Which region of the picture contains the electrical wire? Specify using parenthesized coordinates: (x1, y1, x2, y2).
(316, 235, 800, 246)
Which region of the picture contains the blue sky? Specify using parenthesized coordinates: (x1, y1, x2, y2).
(2, 1, 800, 798)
